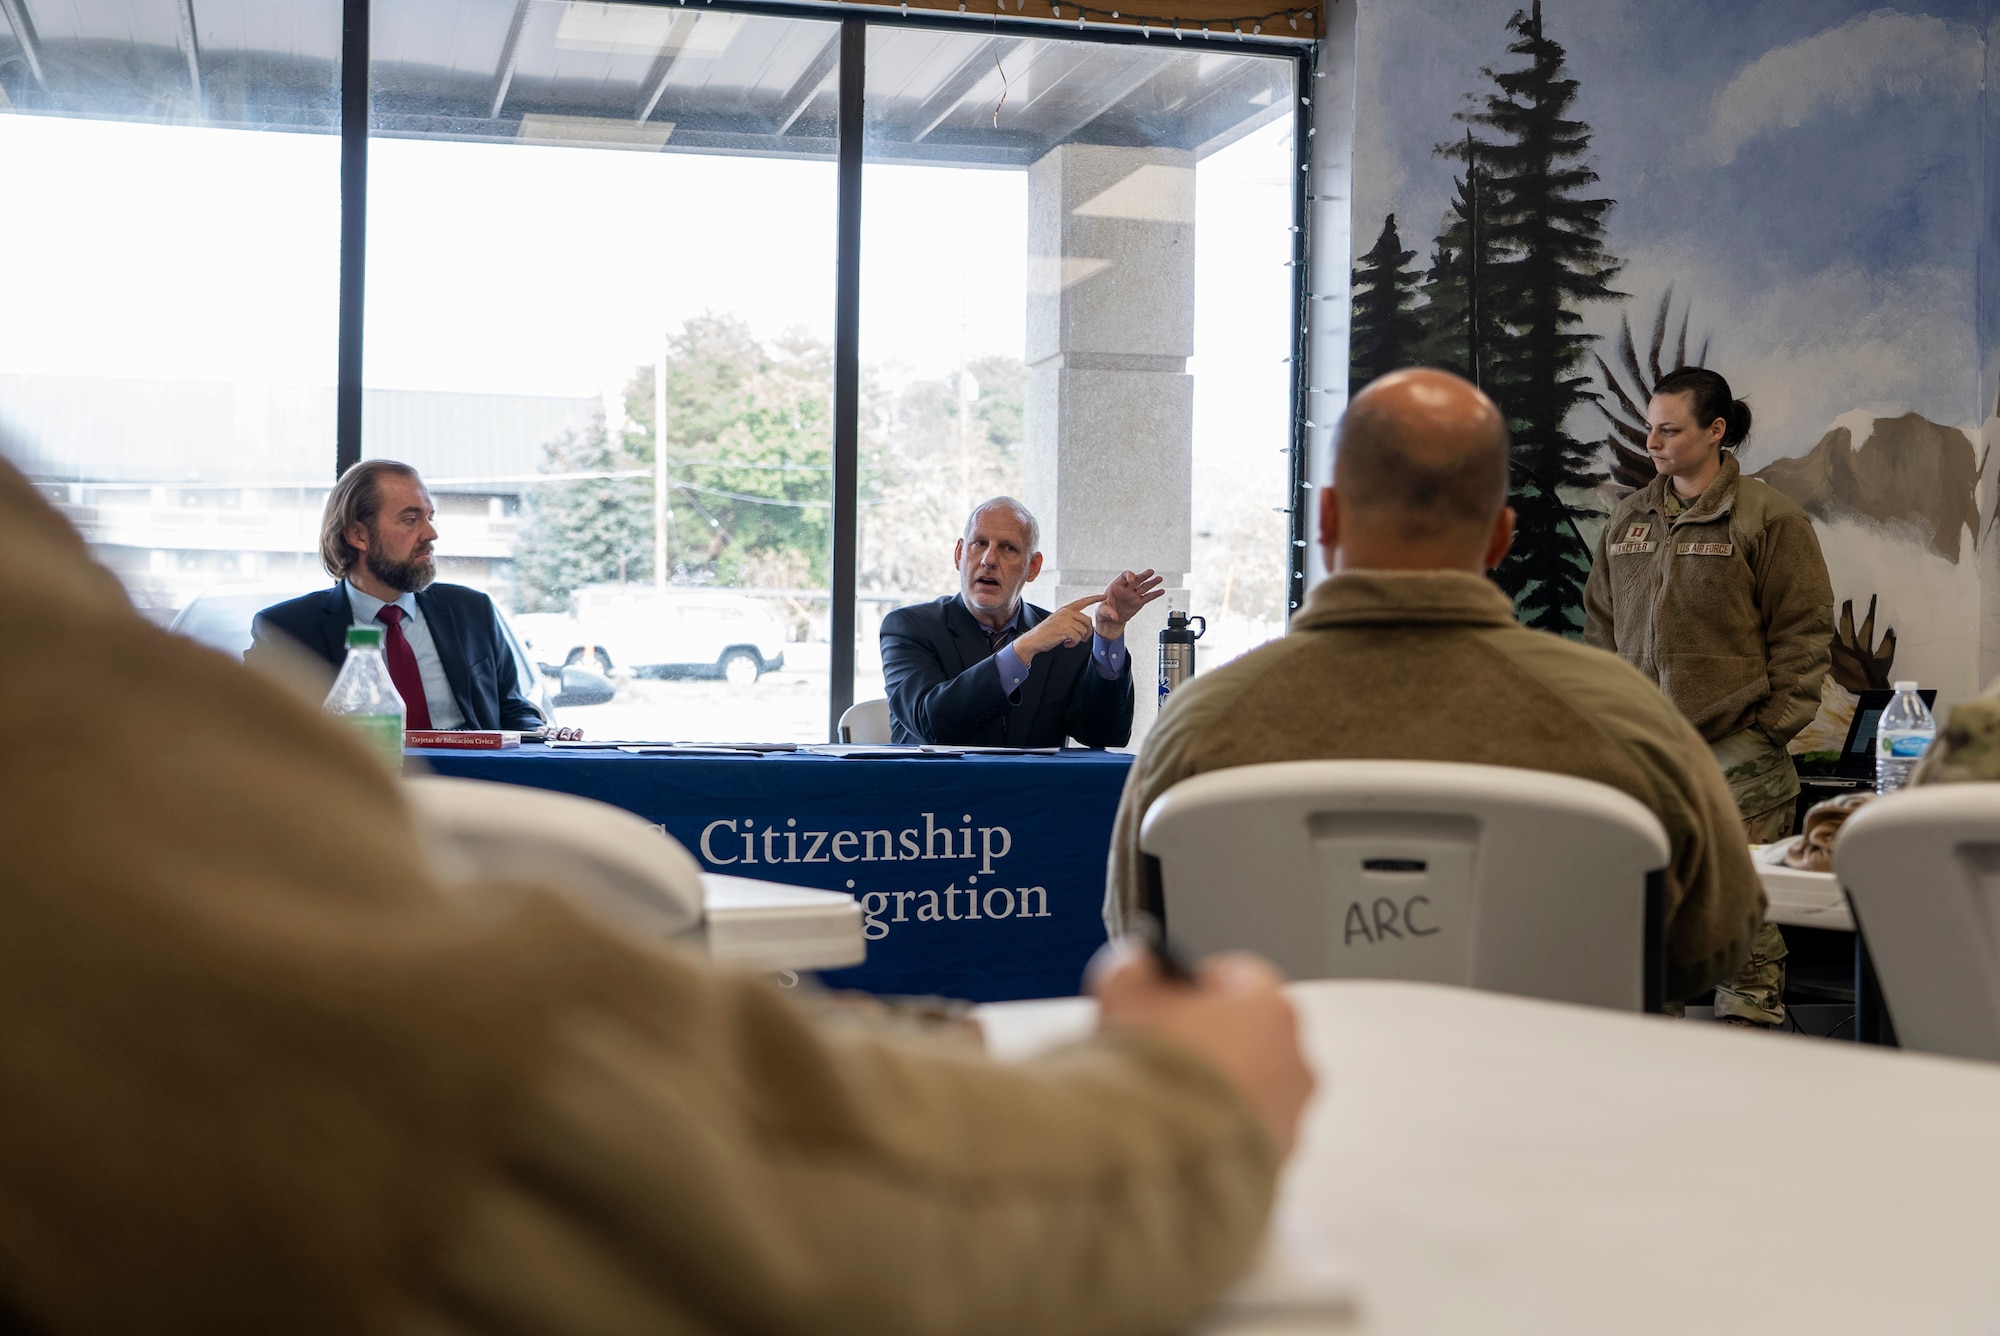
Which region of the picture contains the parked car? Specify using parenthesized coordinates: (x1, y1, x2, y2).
(167, 582, 561, 722)
(512, 585, 788, 687)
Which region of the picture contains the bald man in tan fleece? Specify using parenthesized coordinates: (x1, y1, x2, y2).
(0, 451, 1310, 1336)
(1105, 368, 1764, 1003)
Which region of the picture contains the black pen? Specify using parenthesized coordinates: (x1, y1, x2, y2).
(1131, 911, 1198, 986)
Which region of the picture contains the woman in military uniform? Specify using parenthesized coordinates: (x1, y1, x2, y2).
(1583, 367, 1833, 1026)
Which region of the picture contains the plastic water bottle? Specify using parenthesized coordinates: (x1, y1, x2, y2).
(324, 624, 406, 772)
(1874, 680, 1936, 795)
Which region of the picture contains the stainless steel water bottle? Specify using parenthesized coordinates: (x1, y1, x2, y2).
(1158, 610, 1206, 703)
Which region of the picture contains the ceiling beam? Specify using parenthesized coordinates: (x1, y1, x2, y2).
(487, 0, 534, 120)
(0, 0, 47, 93)
(907, 37, 1022, 144)
(771, 29, 840, 136)
(174, 0, 202, 111)
(635, 12, 702, 124)
(1172, 59, 1288, 153)
(1028, 53, 1164, 146)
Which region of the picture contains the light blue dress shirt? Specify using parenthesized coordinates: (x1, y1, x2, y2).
(988, 603, 1127, 697)
(344, 583, 467, 730)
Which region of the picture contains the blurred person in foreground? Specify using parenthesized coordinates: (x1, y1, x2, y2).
(881, 496, 1161, 747)
(250, 458, 545, 733)
(1104, 368, 1764, 1005)
(0, 454, 1309, 1334)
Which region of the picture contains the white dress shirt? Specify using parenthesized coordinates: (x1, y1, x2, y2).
(343, 583, 467, 730)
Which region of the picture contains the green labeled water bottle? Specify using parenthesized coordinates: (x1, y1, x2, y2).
(324, 624, 406, 772)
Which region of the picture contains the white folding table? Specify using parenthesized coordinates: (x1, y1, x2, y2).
(978, 979, 2000, 1334)
(1754, 845, 1853, 931)
(701, 873, 866, 973)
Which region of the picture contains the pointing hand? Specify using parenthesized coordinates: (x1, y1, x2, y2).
(1012, 595, 1101, 665)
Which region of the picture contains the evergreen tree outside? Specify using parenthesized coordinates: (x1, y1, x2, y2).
(511, 315, 1030, 614)
(512, 410, 653, 613)
(1349, 214, 1424, 392)
(640, 314, 835, 590)
(1440, 0, 1621, 634)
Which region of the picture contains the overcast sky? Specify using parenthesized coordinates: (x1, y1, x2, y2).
(0, 108, 1290, 434)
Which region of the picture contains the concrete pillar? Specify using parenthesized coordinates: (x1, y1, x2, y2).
(1021, 142, 1197, 743)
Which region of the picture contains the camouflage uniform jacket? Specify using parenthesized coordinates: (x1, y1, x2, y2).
(1104, 570, 1765, 1003)
(1583, 453, 1834, 747)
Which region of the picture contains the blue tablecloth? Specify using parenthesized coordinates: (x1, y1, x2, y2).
(409, 747, 1134, 1002)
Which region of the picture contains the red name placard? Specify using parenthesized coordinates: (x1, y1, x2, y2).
(405, 731, 521, 750)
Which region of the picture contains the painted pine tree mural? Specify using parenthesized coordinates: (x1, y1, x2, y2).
(1412, 159, 1504, 384)
(1440, 1, 1621, 634)
(1349, 213, 1425, 392)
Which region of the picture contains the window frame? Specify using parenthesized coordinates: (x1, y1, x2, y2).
(332, 0, 1313, 739)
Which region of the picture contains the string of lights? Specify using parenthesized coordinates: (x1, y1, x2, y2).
(661, 0, 1326, 38)
(902, 0, 1316, 37)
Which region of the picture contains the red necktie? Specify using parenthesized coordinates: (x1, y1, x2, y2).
(375, 606, 433, 730)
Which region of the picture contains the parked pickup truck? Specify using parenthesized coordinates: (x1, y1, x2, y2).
(512, 585, 788, 687)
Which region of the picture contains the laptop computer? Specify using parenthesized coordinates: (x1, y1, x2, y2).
(1828, 687, 1938, 783)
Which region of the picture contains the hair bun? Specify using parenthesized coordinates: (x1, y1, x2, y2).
(1652, 367, 1749, 449)
(1723, 398, 1753, 447)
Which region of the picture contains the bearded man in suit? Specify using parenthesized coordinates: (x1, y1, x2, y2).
(249, 459, 544, 733)
(881, 496, 1162, 748)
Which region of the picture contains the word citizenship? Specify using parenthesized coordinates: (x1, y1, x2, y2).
(700, 812, 1015, 875)
(857, 883, 1051, 941)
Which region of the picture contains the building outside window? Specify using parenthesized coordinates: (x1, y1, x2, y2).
(0, 1, 342, 624)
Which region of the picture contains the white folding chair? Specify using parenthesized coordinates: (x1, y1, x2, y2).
(404, 776, 706, 937)
(838, 697, 893, 743)
(403, 777, 864, 973)
(1140, 760, 1672, 1011)
(1835, 783, 2000, 1062)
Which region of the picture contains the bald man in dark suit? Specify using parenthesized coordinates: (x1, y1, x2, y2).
(880, 497, 1161, 748)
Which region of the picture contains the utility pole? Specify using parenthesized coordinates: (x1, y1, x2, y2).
(654, 342, 671, 590)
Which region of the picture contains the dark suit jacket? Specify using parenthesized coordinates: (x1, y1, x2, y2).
(880, 594, 1133, 748)
(248, 582, 544, 732)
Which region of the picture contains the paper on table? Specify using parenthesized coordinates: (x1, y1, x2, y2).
(973, 995, 1099, 1061)
(548, 740, 799, 752)
(1194, 1223, 1360, 1332)
(801, 744, 963, 758)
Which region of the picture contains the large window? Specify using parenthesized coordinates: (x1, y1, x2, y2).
(4, 0, 1307, 741)
(858, 28, 1297, 715)
(0, 1, 341, 625)
(366, 3, 839, 742)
